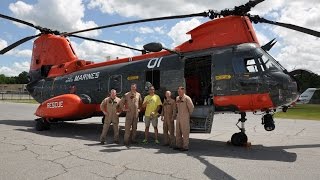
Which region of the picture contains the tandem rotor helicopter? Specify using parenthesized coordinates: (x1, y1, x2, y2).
(1, 0, 319, 146)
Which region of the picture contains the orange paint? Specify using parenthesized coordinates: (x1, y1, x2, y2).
(44, 16, 259, 78)
(30, 34, 77, 71)
(35, 94, 96, 119)
(214, 93, 274, 111)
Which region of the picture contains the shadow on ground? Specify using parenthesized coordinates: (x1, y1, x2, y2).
(1, 119, 319, 179)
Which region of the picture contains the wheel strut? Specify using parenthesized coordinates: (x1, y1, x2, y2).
(231, 112, 248, 146)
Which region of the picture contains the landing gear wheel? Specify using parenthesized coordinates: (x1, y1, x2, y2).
(35, 118, 50, 131)
(231, 132, 248, 146)
(262, 113, 275, 131)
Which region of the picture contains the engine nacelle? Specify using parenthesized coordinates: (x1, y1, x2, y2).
(35, 94, 96, 119)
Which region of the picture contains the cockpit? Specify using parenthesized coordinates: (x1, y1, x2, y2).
(233, 47, 284, 74)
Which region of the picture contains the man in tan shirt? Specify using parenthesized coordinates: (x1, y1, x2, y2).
(175, 86, 194, 151)
(119, 83, 142, 145)
(161, 91, 176, 147)
(100, 89, 121, 144)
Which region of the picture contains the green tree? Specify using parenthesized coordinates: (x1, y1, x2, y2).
(16, 71, 29, 84)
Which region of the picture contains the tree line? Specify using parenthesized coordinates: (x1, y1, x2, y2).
(0, 71, 29, 84)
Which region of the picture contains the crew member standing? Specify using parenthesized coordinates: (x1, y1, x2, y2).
(100, 89, 121, 144)
(120, 83, 142, 145)
(161, 91, 176, 147)
(175, 86, 194, 151)
(142, 86, 162, 144)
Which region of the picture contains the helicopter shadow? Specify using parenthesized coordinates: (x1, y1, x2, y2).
(1, 119, 319, 180)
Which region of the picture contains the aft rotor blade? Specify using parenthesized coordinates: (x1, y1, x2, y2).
(252, 16, 320, 38)
(0, 34, 40, 55)
(64, 12, 208, 36)
(69, 35, 146, 53)
(0, 13, 39, 30)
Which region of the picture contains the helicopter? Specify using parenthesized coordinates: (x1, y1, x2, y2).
(1, 0, 319, 146)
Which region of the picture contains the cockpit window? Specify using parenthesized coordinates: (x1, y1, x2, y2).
(232, 56, 261, 74)
(255, 48, 283, 72)
(245, 58, 259, 73)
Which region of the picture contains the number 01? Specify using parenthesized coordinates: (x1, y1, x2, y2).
(147, 57, 163, 69)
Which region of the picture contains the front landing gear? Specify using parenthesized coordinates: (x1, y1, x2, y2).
(35, 118, 50, 131)
(262, 111, 275, 131)
(231, 112, 249, 146)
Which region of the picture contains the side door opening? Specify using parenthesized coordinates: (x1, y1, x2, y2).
(185, 55, 214, 133)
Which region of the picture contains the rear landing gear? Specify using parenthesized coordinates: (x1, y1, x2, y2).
(231, 112, 248, 146)
(35, 118, 50, 131)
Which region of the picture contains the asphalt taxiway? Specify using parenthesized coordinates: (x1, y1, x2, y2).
(0, 102, 319, 180)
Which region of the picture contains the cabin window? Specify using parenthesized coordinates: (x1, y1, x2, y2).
(146, 70, 160, 90)
(109, 75, 122, 94)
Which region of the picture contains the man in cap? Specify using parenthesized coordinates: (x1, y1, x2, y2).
(100, 89, 121, 144)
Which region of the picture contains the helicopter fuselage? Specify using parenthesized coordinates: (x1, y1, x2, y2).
(27, 42, 299, 120)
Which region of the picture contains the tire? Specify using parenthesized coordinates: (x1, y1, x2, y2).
(35, 118, 50, 131)
(231, 132, 248, 146)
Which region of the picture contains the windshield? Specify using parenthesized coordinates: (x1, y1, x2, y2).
(256, 49, 283, 72)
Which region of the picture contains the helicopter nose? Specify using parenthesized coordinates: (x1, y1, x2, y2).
(267, 72, 299, 107)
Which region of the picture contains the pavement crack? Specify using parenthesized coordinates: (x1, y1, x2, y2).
(294, 128, 306, 136)
(253, 125, 257, 133)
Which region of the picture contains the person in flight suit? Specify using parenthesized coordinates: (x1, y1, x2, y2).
(175, 86, 194, 151)
(100, 89, 121, 144)
(119, 83, 142, 145)
(142, 86, 162, 144)
(161, 91, 176, 147)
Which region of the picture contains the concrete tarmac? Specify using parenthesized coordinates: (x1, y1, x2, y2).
(0, 101, 320, 180)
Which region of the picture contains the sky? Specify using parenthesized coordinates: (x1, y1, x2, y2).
(0, 0, 319, 76)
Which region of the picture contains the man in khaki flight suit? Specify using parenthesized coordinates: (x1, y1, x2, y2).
(119, 83, 142, 145)
(100, 89, 121, 144)
(175, 86, 194, 151)
(161, 91, 176, 147)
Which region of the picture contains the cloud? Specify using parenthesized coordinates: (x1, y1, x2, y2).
(1, 38, 32, 58)
(7, 49, 32, 57)
(87, 0, 249, 18)
(0, 39, 8, 49)
(134, 37, 144, 43)
(269, 0, 320, 74)
(116, 25, 166, 35)
(70, 39, 136, 61)
(0, 61, 30, 76)
(255, 30, 270, 45)
(168, 18, 201, 47)
(9, 0, 100, 37)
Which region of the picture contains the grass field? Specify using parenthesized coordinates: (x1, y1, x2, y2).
(275, 104, 320, 120)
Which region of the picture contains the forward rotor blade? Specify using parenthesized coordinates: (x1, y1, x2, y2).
(69, 35, 146, 53)
(64, 12, 208, 36)
(0, 13, 39, 30)
(251, 16, 320, 38)
(0, 34, 40, 55)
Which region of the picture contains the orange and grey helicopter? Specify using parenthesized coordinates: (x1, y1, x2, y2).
(1, 0, 319, 146)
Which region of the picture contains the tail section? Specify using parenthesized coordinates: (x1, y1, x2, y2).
(296, 88, 320, 104)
